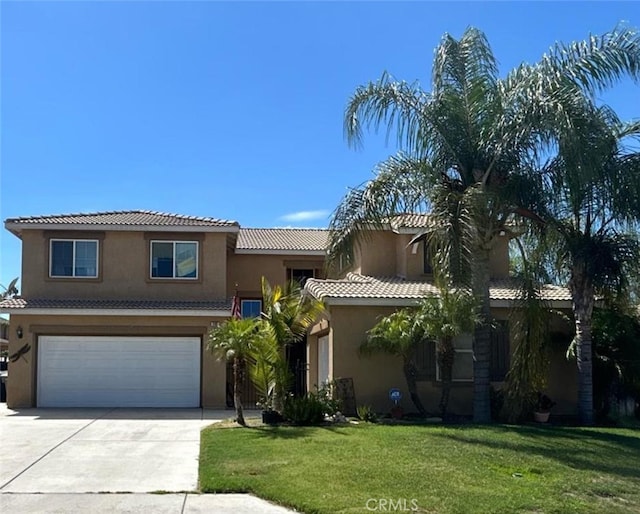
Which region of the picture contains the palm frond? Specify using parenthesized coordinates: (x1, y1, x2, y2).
(327, 153, 433, 271)
(361, 309, 423, 360)
(344, 71, 430, 152)
(541, 24, 640, 95)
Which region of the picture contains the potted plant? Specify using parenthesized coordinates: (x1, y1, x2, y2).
(390, 404, 404, 420)
(533, 392, 556, 423)
(258, 396, 283, 424)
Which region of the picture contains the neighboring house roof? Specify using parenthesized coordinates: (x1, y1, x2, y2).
(305, 273, 572, 307)
(5, 210, 239, 236)
(0, 297, 232, 317)
(236, 228, 329, 255)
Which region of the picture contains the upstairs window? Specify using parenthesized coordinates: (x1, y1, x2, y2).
(289, 268, 315, 287)
(150, 241, 198, 279)
(50, 240, 98, 278)
(423, 241, 433, 274)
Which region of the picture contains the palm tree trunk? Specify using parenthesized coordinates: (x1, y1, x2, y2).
(403, 360, 427, 416)
(438, 336, 455, 418)
(472, 247, 492, 423)
(233, 358, 246, 426)
(570, 265, 595, 426)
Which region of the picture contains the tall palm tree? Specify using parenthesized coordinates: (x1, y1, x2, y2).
(534, 107, 640, 424)
(329, 25, 640, 423)
(360, 308, 429, 415)
(208, 317, 267, 426)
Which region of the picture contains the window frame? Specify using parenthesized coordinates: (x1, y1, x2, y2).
(241, 299, 262, 319)
(49, 239, 99, 279)
(149, 240, 199, 280)
(288, 268, 316, 287)
(435, 333, 474, 383)
(423, 241, 433, 275)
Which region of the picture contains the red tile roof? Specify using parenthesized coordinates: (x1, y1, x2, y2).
(5, 210, 238, 232)
(305, 273, 572, 306)
(236, 228, 329, 253)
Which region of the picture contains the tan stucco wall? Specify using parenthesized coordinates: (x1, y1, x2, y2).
(351, 230, 511, 280)
(395, 235, 409, 278)
(6, 314, 227, 409)
(353, 232, 398, 277)
(21, 230, 228, 300)
(315, 305, 407, 412)
(311, 304, 577, 416)
(226, 253, 324, 298)
(490, 234, 511, 279)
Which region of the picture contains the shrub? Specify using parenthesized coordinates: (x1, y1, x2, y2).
(283, 394, 325, 425)
(316, 381, 342, 416)
(356, 405, 378, 423)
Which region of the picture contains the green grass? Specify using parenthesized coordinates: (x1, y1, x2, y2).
(199, 421, 640, 514)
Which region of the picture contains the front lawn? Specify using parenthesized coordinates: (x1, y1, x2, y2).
(199, 421, 640, 513)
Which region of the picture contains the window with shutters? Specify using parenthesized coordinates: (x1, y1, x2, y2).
(413, 339, 436, 381)
(413, 323, 510, 382)
(436, 333, 474, 382)
(490, 320, 510, 381)
(423, 241, 433, 274)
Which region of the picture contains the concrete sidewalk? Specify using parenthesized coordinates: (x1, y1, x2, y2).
(0, 493, 297, 513)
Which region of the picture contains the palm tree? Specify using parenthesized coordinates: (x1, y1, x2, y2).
(416, 288, 480, 417)
(1, 278, 19, 300)
(329, 25, 640, 423)
(208, 317, 267, 426)
(534, 106, 640, 424)
(360, 308, 429, 415)
(260, 277, 324, 411)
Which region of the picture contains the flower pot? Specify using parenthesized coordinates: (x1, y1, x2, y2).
(534, 411, 550, 423)
(262, 410, 283, 425)
(390, 406, 404, 420)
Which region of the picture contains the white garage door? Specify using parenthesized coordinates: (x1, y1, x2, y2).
(38, 336, 201, 407)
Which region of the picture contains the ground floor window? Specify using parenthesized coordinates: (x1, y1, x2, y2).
(241, 299, 262, 318)
(413, 322, 510, 382)
(436, 333, 473, 382)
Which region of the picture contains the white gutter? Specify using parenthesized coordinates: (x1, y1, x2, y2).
(0, 308, 232, 317)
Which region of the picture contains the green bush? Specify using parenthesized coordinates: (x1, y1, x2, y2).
(316, 381, 342, 416)
(356, 405, 378, 423)
(283, 394, 325, 425)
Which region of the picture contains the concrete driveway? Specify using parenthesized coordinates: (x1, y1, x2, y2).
(0, 406, 297, 513)
(0, 406, 229, 493)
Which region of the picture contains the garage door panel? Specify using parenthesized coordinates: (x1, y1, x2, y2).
(38, 336, 201, 407)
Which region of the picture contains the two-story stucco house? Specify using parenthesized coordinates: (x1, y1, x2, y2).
(1, 209, 576, 416)
(302, 215, 576, 416)
(0, 211, 327, 409)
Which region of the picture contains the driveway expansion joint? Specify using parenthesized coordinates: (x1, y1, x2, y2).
(0, 408, 116, 491)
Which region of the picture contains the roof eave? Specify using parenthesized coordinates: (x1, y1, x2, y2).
(4, 222, 240, 234)
(234, 249, 327, 256)
(316, 296, 573, 309)
(0, 307, 233, 317)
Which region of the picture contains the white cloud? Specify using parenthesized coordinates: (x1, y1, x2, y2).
(279, 210, 330, 223)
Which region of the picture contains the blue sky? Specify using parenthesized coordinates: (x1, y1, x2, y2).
(1, 1, 639, 291)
